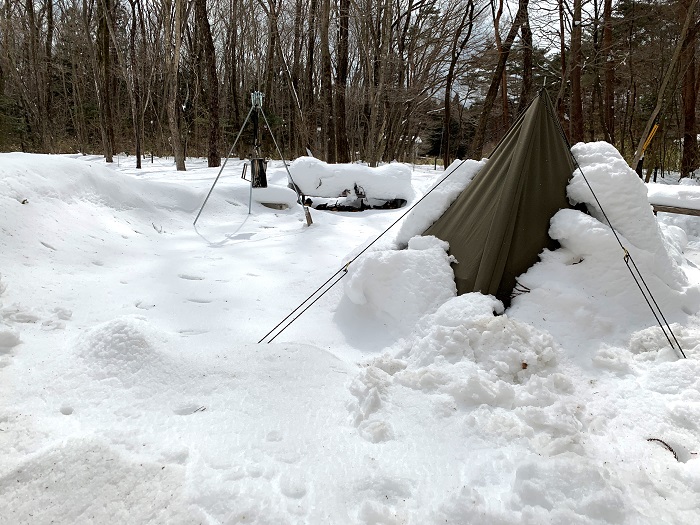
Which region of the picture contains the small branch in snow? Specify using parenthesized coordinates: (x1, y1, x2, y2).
(647, 438, 679, 461)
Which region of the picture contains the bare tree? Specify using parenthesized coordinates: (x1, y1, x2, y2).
(570, 0, 583, 143)
(471, 0, 528, 157)
(163, 0, 187, 170)
(194, 0, 220, 167)
(96, 0, 116, 162)
(319, 0, 335, 162)
(516, 8, 533, 115)
(602, 0, 614, 143)
(334, 0, 351, 163)
(443, 0, 480, 168)
(633, 0, 698, 172)
(680, 0, 697, 178)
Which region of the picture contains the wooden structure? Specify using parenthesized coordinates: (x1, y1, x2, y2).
(651, 204, 700, 217)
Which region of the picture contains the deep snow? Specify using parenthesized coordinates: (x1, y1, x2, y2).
(1, 144, 700, 524)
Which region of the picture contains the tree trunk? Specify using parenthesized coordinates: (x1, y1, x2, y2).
(570, 0, 584, 143)
(633, 0, 698, 172)
(102, 0, 143, 168)
(223, 0, 240, 131)
(291, 0, 305, 155)
(97, 0, 115, 162)
(263, 2, 277, 99)
(444, 0, 477, 168)
(164, 0, 186, 171)
(335, 0, 351, 163)
(681, 0, 697, 178)
(305, 0, 318, 153)
(320, 0, 336, 162)
(128, 0, 142, 168)
(517, 11, 533, 115)
(195, 0, 221, 167)
(603, 0, 615, 143)
(43, 0, 54, 152)
(492, 0, 509, 130)
(470, 0, 528, 157)
(556, 0, 568, 128)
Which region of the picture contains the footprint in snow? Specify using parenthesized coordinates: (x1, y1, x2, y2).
(52, 307, 72, 320)
(135, 301, 155, 310)
(279, 471, 307, 499)
(178, 329, 208, 336)
(173, 404, 207, 416)
(0, 327, 21, 351)
(178, 274, 204, 281)
(229, 232, 253, 240)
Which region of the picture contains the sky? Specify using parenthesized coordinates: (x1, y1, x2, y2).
(1, 143, 700, 524)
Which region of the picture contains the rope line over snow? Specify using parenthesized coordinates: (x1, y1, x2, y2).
(258, 159, 469, 343)
(544, 97, 686, 359)
(262, 90, 687, 359)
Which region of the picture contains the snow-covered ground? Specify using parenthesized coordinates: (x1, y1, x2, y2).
(1, 144, 700, 524)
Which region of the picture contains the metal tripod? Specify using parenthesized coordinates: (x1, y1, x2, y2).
(193, 91, 302, 226)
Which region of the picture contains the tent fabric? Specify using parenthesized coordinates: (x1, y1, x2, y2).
(424, 90, 574, 303)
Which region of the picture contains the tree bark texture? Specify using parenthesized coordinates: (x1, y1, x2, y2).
(570, 0, 584, 143)
(470, 0, 528, 158)
(195, 0, 221, 167)
(681, 0, 698, 178)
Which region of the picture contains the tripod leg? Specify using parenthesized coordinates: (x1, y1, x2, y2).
(194, 106, 255, 226)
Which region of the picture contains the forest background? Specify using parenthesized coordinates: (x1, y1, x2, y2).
(1, 0, 698, 179)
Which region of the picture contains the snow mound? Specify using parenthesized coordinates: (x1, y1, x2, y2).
(26, 340, 357, 523)
(344, 236, 456, 328)
(0, 274, 21, 352)
(0, 326, 20, 350)
(568, 141, 688, 289)
(348, 294, 567, 444)
(510, 142, 700, 352)
(289, 156, 413, 200)
(344, 294, 622, 521)
(398, 297, 559, 384)
(75, 316, 174, 387)
(394, 159, 484, 246)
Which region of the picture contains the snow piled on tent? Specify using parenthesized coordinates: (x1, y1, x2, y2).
(289, 156, 414, 200)
(394, 158, 485, 246)
(510, 142, 700, 354)
(344, 236, 457, 329)
(2, 145, 700, 524)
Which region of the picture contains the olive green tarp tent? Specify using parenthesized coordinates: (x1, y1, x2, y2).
(424, 90, 575, 304)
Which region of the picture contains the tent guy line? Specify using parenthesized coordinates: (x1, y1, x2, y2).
(543, 100, 686, 359)
(260, 89, 684, 359)
(257, 158, 470, 344)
